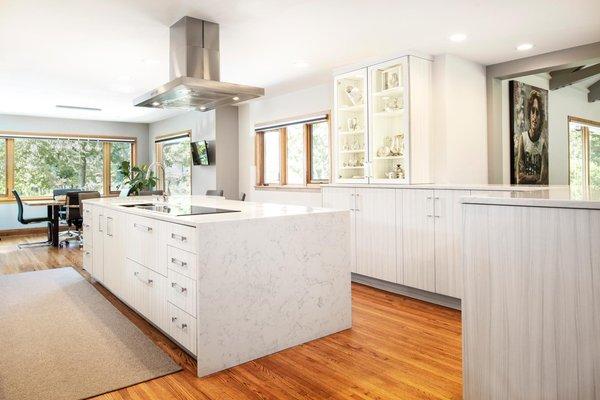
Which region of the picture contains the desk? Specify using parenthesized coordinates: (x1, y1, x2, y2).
(23, 199, 64, 247)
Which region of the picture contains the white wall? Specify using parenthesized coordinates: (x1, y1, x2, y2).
(238, 84, 332, 207)
(432, 54, 488, 183)
(0, 114, 149, 230)
(500, 75, 600, 185)
(149, 111, 216, 195)
(148, 107, 239, 199)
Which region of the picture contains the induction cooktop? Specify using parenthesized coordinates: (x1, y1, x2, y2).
(121, 203, 240, 216)
(174, 205, 241, 216)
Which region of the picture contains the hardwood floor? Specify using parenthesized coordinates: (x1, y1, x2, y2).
(0, 234, 462, 400)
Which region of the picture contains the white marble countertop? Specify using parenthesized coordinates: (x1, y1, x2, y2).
(324, 183, 552, 191)
(462, 186, 600, 210)
(83, 195, 344, 226)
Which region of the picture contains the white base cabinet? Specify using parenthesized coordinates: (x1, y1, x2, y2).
(400, 189, 435, 292)
(323, 186, 500, 299)
(83, 203, 199, 356)
(355, 188, 396, 282)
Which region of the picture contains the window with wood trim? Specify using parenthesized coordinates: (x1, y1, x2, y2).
(155, 132, 192, 195)
(569, 116, 600, 197)
(255, 114, 330, 187)
(0, 133, 136, 201)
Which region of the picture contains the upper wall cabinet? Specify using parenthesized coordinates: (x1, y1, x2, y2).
(333, 55, 432, 184)
(334, 69, 369, 183)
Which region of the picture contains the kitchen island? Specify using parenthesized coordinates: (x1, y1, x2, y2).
(461, 187, 600, 399)
(81, 195, 351, 377)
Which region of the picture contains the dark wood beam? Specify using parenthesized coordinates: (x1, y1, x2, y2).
(549, 63, 600, 90)
(589, 79, 600, 103)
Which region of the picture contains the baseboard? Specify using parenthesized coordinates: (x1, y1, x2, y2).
(0, 226, 68, 237)
(352, 273, 462, 310)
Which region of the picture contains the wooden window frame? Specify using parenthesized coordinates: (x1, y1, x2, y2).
(568, 116, 600, 189)
(154, 130, 192, 194)
(255, 113, 331, 189)
(0, 132, 137, 203)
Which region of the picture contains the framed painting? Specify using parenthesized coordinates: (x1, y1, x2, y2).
(509, 80, 549, 185)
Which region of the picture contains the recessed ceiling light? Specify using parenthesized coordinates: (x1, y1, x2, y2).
(151, 101, 160, 107)
(294, 61, 309, 68)
(516, 43, 534, 51)
(449, 33, 467, 42)
(232, 96, 240, 101)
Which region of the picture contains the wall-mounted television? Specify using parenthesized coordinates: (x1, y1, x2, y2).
(191, 140, 210, 166)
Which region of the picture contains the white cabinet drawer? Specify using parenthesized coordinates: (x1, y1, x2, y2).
(167, 303, 197, 355)
(167, 246, 197, 280)
(167, 269, 197, 317)
(83, 249, 93, 273)
(126, 214, 162, 275)
(165, 223, 196, 254)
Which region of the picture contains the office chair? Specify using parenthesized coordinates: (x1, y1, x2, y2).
(53, 188, 81, 222)
(13, 190, 53, 249)
(58, 192, 83, 247)
(59, 191, 100, 247)
(70, 191, 101, 248)
(206, 189, 224, 197)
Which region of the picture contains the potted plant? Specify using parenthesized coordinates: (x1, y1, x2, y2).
(117, 161, 158, 195)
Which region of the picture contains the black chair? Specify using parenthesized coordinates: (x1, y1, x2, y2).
(13, 190, 52, 249)
(206, 189, 224, 197)
(53, 188, 81, 222)
(60, 191, 100, 247)
(240, 192, 246, 201)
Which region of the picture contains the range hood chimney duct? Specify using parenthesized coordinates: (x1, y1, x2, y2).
(169, 17, 220, 81)
(134, 16, 264, 112)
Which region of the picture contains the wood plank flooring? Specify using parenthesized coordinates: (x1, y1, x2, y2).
(0, 234, 462, 400)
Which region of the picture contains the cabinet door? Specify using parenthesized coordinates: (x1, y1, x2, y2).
(433, 190, 469, 298)
(322, 187, 357, 273)
(333, 69, 369, 183)
(125, 258, 150, 317)
(147, 269, 169, 333)
(126, 214, 160, 273)
(368, 57, 410, 184)
(401, 189, 435, 291)
(91, 207, 105, 282)
(355, 188, 396, 282)
(103, 210, 125, 297)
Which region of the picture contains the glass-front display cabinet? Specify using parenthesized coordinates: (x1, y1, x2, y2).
(333, 69, 368, 183)
(368, 57, 409, 183)
(332, 55, 432, 185)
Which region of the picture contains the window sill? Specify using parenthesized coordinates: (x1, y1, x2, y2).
(254, 185, 324, 193)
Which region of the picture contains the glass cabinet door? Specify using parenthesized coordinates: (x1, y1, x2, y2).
(333, 69, 369, 183)
(368, 57, 409, 183)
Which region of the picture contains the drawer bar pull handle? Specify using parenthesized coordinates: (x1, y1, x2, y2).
(171, 233, 187, 242)
(171, 258, 187, 268)
(134, 223, 152, 232)
(171, 317, 188, 329)
(171, 282, 187, 293)
(133, 271, 153, 285)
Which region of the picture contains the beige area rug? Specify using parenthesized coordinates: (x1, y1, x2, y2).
(0, 267, 181, 400)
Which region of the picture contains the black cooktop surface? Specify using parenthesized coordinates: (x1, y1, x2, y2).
(175, 205, 241, 216)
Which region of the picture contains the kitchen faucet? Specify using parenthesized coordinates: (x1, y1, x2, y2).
(146, 161, 170, 202)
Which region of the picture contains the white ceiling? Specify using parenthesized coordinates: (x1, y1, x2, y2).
(1, 0, 599, 123)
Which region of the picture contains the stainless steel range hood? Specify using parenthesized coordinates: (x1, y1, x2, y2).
(134, 16, 264, 112)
